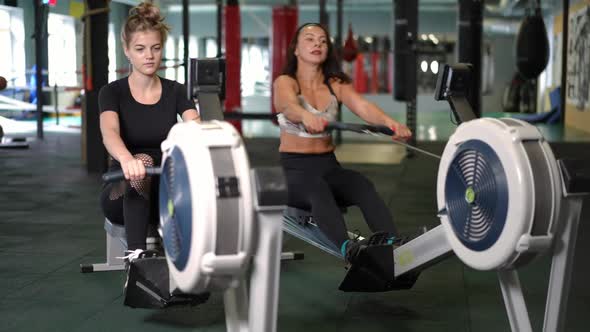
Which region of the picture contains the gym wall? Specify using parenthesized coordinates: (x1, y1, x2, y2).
(568, 0, 590, 133)
(557, 0, 590, 134)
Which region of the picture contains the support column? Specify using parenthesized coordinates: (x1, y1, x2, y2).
(393, 0, 417, 102)
(270, 5, 298, 121)
(458, 0, 483, 117)
(335, 0, 343, 145)
(33, 0, 48, 139)
(83, 0, 109, 173)
(335, 0, 343, 62)
(216, 0, 223, 57)
(393, 0, 418, 151)
(319, 0, 329, 28)
(182, 0, 189, 84)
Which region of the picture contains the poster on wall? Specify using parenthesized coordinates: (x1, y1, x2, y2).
(552, 14, 563, 88)
(566, 2, 590, 111)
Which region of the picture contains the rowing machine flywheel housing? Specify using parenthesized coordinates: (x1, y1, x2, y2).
(159, 121, 254, 293)
(437, 118, 562, 270)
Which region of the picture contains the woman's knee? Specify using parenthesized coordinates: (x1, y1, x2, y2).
(100, 191, 124, 224)
(348, 173, 377, 194)
(134, 153, 154, 167)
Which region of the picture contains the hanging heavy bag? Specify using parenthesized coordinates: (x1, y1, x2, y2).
(515, 2, 550, 79)
(481, 44, 495, 95)
(342, 23, 359, 62)
(519, 79, 537, 113)
(519, 80, 532, 113)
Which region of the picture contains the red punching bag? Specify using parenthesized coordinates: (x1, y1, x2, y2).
(224, 0, 242, 133)
(271, 6, 298, 121)
(353, 53, 368, 93)
(342, 23, 358, 62)
(370, 37, 379, 93)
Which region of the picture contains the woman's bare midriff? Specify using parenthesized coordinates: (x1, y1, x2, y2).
(279, 131, 335, 154)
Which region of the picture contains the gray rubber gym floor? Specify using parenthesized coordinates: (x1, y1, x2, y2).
(0, 129, 589, 332)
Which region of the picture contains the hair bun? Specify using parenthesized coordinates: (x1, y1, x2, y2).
(123, 1, 170, 47)
(131, 2, 162, 23)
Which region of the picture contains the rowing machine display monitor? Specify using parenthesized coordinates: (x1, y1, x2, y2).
(188, 58, 226, 121)
(434, 63, 477, 124)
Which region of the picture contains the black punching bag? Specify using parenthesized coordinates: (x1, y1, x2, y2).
(515, 5, 549, 79)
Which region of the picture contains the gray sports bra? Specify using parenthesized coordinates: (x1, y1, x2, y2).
(277, 80, 341, 138)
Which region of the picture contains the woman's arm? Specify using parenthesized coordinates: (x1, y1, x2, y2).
(273, 75, 326, 134)
(182, 109, 200, 122)
(338, 82, 412, 140)
(175, 81, 201, 123)
(99, 111, 145, 180)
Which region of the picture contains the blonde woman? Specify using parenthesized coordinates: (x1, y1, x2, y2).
(99, 2, 199, 262)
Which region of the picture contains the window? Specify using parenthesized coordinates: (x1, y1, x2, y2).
(0, 5, 26, 87)
(176, 38, 184, 83)
(47, 13, 77, 87)
(165, 36, 176, 80)
(206, 38, 218, 58)
(108, 23, 117, 82)
(241, 38, 270, 96)
(189, 36, 198, 58)
(175, 36, 198, 84)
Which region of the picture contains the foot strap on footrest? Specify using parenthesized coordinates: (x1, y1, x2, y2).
(338, 244, 420, 292)
(124, 257, 210, 309)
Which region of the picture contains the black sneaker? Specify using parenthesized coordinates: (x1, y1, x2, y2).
(367, 231, 400, 247)
(344, 238, 368, 266)
(119, 249, 159, 266)
(344, 231, 402, 265)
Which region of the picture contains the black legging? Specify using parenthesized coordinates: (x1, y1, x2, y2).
(280, 152, 398, 249)
(100, 154, 160, 250)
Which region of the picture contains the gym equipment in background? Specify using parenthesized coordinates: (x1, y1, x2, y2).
(393, 0, 418, 151)
(188, 57, 226, 121)
(187, 58, 276, 122)
(434, 63, 478, 124)
(513, 87, 563, 124)
(0, 76, 29, 149)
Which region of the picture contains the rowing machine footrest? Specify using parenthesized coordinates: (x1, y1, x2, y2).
(125, 256, 211, 309)
(339, 241, 419, 292)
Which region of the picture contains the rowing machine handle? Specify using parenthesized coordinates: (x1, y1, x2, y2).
(102, 166, 162, 183)
(326, 122, 395, 136)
